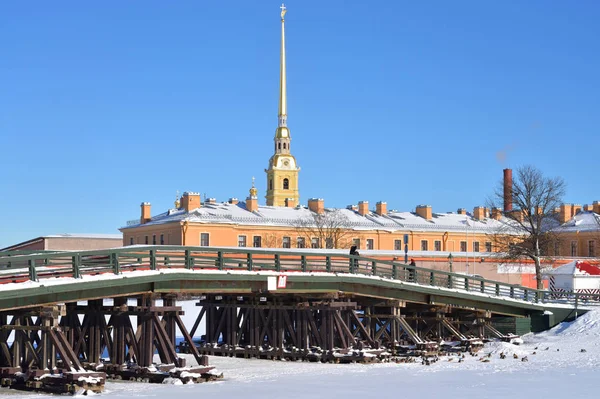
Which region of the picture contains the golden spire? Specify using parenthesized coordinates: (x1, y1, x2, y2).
(174, 190, 180, 209)
(277, 3, 288, 131)
(249, 176, 258, 198)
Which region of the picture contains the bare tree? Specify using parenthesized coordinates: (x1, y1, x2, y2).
(487, 165, 566, 289)
(294, 210, 353, 249)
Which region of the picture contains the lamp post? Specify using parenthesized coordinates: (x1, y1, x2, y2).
(448, 253, 454, 273)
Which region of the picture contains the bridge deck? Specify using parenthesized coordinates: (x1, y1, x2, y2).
(0, 245, 594, 316)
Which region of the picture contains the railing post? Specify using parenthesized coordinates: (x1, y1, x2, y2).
(150, 249, 156, 271)
(326, 256, 332, 273)
(112, 253, 120, 275)
(218, 251, 224, 271)
(392, 263, 398, 279)
(301, 255, 307, 272)
(510, 287, 514, 298)
(524, 289, 528, 301)
(495, 283, 500, 296)
(480, 280, 485, 293)
(447, 275, 453, 289)
(371, 261, 376, 276)
(72, 255, 81, 279)
(349, 257, 354, 273)
(247, 253, 253, 271)
(429, 271, 434, 286)
(275, 254, 281, 272)
(28, 259, 37, 282)
(464, 278, 469, 291)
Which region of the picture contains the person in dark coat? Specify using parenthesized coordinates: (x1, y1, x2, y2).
(349, 245, 360, 271)
(409, 258, 416, 266)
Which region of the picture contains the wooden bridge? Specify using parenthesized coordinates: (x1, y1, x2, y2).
(0, 245, 595, 389)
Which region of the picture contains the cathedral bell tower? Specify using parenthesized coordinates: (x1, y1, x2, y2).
(265, 3, 300, 207)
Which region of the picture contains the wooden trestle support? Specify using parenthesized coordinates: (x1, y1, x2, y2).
(186, 294, 514, 362)
(0, 294, 219, 395)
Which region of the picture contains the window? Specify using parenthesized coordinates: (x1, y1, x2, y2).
(571, 241, 578, 256)
(421, 240, 428, 251)
(434, 240, 441, 251)
(160, 234, 164, 245)
(473, 242, 480, 252)
(460, 241, 467, 252)
(200, 233, 210, 246)
(283, 178, 289, 190)
(394, 240, 402, 251)
(485, 242, 492, 252)
(145, 236, 149, 245)
(326, 237, 334, 249)
(554, 241, 560, 256)
(269, 179, 273, 190)
(238, 235, 247, 247)
(589, 241, 596, 257)
(253, 236, 262, 248)
(278, 143, 281, 150)
(366, 239, 374, 250)
(311, 237, 320, 248)
(283, 143, 287, 149)
(297, 237, 305, 248)
(282, 236, 291, 248)
(353, 238, 361, 249)
(129, 237, 134, 246)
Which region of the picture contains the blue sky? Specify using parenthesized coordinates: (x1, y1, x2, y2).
(1, 1, 599, 248)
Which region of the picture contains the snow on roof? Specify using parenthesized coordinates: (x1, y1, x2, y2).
(122, 201, 515, 233)
(43, 233, 122, 239)
(553, 211, 600, 233)
(545, 260, 600, 276)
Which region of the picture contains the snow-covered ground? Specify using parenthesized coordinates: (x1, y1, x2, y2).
(6, 309, 600, 398)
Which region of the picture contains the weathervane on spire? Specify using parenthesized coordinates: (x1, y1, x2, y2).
(280, 3, 287, 20)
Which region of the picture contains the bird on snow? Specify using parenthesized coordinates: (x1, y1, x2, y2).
(581, 349, 587, 353)
(513, 353, 519, 359)
(521, 356, 528, 362)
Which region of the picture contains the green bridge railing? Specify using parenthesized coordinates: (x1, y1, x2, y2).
(0, 245, 596, 307)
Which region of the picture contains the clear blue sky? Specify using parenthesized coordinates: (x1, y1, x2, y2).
(1, 1, 599, 248)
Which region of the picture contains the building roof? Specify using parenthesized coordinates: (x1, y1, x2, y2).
(122, 202, 515, 233)
(552, 211, 600, 233)
(0, 233, 122, 252)
(545, 260, 600, 276)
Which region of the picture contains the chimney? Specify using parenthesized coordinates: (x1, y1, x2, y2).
(473, 206, 485, 221)
(594, 201, 600, 214)
(308, 198, 324, 214)
(376, 201, 387, 216)
(206, 197, 217, 204)
(559, 203, 573, 224)
(573, 204, 582, 215)
(347, 204, 358, 211)
(181, 192, 201, 212)
(503, 168, 513, 212)
(584, 204, 593, 212)
(285, 198, 297, 208)
(246, 196, 258, 212)
(416, 204, 432, 220)
(491, 207, 502, 220)
(457, 208, 467, 215)
(535, 206, 544, 215)
(509, 209, 524, 222)
(140, 202, 151, 224)
(228, 197, 239, 205)
(358, 201, 369, 216)
(484, 207, 490, 218)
